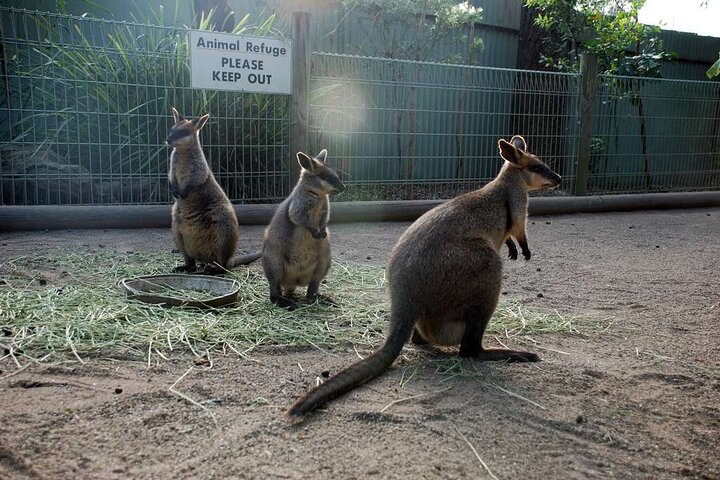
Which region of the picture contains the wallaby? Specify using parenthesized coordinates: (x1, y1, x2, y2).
(262, 149, 346, 309)
(286, 135, 561, 418)
(167, 108, 260, 273)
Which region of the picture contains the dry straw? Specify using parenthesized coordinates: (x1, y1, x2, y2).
(0, 250, 579, 367)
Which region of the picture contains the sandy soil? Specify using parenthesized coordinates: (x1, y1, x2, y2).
(1, 208, 719, 480)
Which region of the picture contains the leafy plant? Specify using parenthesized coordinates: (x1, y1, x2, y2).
(2, 2, 288, 205)
(708, 53, 720, 79)
(524, 0, 673, 76)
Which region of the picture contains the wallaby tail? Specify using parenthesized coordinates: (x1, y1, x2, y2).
(228, 251, 262, 267)
(285, 307, 415, 419)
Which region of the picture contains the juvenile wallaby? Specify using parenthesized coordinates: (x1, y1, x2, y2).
(167, 108, 260, 273)
(262, 149, 345, 309)
(286, 135, 561, 418)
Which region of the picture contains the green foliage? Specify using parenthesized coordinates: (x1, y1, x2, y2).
(5, 3, 287, 204)
(341, 0, 484, 62)
(708, 53, 720, 78)
(525, 0, 673, 76)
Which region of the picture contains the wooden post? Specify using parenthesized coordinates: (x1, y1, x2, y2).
(575, 52, 598, 196)
(289, 10, 310, 190)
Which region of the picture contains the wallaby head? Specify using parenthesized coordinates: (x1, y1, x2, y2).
(498, 135, 561, 191)
(166, 107, 209, 148)
(297, 149, 346, 195)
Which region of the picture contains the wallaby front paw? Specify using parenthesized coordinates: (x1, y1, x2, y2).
(507, 245, 518, 260)
(522, 248, 531, 261)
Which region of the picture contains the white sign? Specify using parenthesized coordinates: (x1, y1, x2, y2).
(189, 30, 292, 95)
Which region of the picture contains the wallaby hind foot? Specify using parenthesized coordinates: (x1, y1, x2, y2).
(306, 293, 338, 307)
(464, 349, 540, 362)
(457, 304, 540, 361)
(271, 295, 299, 310)
(173, 265, 195, 273)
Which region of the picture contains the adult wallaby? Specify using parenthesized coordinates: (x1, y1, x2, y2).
(167, 108, 260, 273)
(262, 149, 345, 309)
(286, 135, 561, 418)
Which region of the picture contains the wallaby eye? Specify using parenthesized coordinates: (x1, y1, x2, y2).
(528, 165, 543, 173)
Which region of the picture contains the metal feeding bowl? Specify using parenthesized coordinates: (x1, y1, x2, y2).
(120, 274, 240, 308)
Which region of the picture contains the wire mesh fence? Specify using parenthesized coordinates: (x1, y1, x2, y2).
(309, 52, 581, 200)
(0, 8, 718, 207)
(590, 74, 720, 193)
(0, 7, 290, 206)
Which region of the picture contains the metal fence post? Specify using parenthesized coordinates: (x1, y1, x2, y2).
(289, 11, 310, 190)
(575, 52, 599, 196)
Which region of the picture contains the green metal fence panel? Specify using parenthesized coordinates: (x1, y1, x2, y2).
(1, 9, 718, 207)
(309, 52, 581, 200)
(590, 74, 720, 193)
(0, 7, 290, 206)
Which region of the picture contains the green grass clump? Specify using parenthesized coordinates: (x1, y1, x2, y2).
(0, 250, 578, 365)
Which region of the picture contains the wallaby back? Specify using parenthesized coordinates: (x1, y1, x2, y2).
(262, 149, 345, 309)
(286, 135, 561, 418)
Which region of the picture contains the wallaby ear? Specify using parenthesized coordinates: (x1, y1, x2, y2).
(193, 114, 210, 131)
(314, 149, 328, 163)
(297, 152, 315, 171)
(510, 135, 527, 152)
(498, 139, 521, 164)
(171, 107, 184, 124)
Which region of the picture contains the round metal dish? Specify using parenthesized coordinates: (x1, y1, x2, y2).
(120, 274, 240, 308)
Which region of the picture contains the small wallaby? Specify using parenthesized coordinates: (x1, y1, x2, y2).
(167, 108, 260, 273)
(286, 135, 561, 418)
(262, 149, 346, 309)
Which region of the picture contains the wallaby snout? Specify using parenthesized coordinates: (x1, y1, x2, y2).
(329, 177, 346, 195)
(545, 171, 561, 188)
(165, 131, 181, 146)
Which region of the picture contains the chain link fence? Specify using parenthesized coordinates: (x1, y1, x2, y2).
(1, 8, 718, 206)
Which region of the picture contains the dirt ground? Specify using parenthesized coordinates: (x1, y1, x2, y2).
(1, 207, 719, 480)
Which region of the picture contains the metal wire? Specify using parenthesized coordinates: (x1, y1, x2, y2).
(309, 52, 580, 200)
(0, 7, 290, 206)
(1, 9, 718, 206)
(590, 74, 720, 193)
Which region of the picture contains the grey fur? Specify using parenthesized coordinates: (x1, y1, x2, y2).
(286, 136, 561, 418)
(167, 108, 260, 273)
(262, 149, 345, 309)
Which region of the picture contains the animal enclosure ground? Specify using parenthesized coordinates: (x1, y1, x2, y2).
(1, 208, 719, 480)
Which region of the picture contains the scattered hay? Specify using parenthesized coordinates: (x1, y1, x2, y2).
(0, 250, 579, 367)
